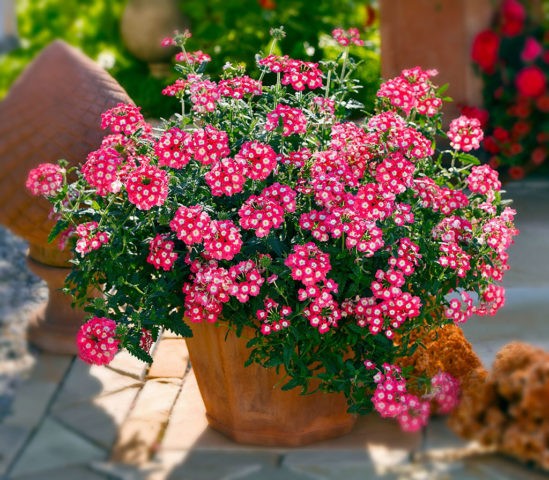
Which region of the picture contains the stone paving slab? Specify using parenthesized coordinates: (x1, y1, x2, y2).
(146, 338, 189, 379)
(51, 358, 143, 411)
(52, 385, 142, 449)
(9, 417, 107, 477)
(10, 465, 108, 480)
(111, 378, 183, 465)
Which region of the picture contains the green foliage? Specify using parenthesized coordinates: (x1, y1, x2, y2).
(0, 0, 379, 118)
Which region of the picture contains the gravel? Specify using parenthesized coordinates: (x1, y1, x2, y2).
(0, 225, 48, 419)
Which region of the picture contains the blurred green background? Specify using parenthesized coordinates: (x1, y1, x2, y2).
(0, 0, 380, 118)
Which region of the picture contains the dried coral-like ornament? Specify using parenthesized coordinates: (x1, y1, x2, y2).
(0, 40, 133, 354)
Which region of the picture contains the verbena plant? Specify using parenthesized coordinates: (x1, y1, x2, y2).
(27, 27, 518, 431)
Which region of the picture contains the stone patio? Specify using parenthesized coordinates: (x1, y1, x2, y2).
(1, 178, 548, 480)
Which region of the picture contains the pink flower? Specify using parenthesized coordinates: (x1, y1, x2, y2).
(238, 195, 285, 238)
(228, 260, 264, 303)
(191, 126, 230, 166)
(82, 147, 125, 196)
(204, 157, 247, 196)
(147, 234, 178, 271)
(265, 104, 308, 136)
(100, 103, 149, 136)
(77, 317, 119, 365)
(170, 205, 211, 245)
(218, 76, 262, 99)
(396, 394, 430, 432)
(175, 50, 211, 64)
(203, 220, 243, 261)
(521, 37, 543, 62)
(431, 372, 460, 414)
(125, 164, 169, 210)
(257, 298, 292, 335)
(447, 115, 484, 152)
(467, 164, 501, 195)
(516, 66, 546, 98)
(155, 128, 193, 169)
(332, 27, 364, 47)
(75, 222, 110, 256)
(26, 163, 64, 197)
(235, 141, 277, 181)
(285, 242, 331, 286)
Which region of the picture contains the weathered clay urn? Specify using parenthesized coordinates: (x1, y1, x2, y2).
(120, 0, 189, 76)
(0, 40, 133, 354)
(185, 322, 357, 446)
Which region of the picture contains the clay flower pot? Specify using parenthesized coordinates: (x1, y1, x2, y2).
(185, 321, 357, 446)
(0, 40, 133, 354)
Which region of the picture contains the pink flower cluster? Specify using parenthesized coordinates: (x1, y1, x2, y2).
(100, 103, 148, 136)
(75, 222, 110, 256)
(430, 372, 461, 414)
(332, 27, 365, 47)
(447, 116, 484, 152)
(257, 298, 292, 335)
(265, 104, 308, 136)
(163, 74, 262, 102)
(218, 76, 262, 99)
(258, 55, 323, 91)
(377, 67, 442, 116)
(147, 234, 178, 271)
(77, 317, 119, 365)
(372, 364, 430, 432)
(175, 50, 211, 64)
(285, 242, 331, 286)
(467, 164, 502, 195)
(183, 257, 264, 324)
(26, 163, 64, 197)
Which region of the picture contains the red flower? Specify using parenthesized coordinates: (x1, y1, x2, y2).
(501, 0, 526, 37)
(471, 30, 500, 74)
(483, 136, 500, 154)
(531, 147, 546, 166)
(536, 95, 549, 112)
(258, 0, 276, 10)
(516, 66, 547, 98)
(508, 165, 525, 180)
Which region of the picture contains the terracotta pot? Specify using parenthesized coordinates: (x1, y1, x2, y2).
(185, 321, 357, 446)
(0, 40, 133, 354)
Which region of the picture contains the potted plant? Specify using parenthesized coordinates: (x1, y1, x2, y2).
(27, 27, 518, 445)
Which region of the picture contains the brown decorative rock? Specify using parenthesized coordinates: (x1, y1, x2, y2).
(185, 321, 357, 446)
(379, 0, 497, 122)
(0, 40, 133, 354)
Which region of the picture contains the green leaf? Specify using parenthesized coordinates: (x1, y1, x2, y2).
(47, 219, 70, 243)
(163, 316, 193, 338)
(281, 377, 303, 391)
(125, 343, 153, 364)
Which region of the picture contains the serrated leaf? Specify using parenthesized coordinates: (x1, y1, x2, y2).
(125, 343, 153, 364)
(163, 316, 193, 338)
(47, 219, 70, 243)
